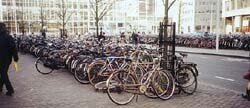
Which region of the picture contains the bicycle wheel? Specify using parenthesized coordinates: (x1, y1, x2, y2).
(35, 57, 54, 74)
(140, 71, 157, 99)
(87, 60, 106, 86)
(70, 59, 79, 74)
(153, 70, 175, 100)
(74, 63, 89, 84)
(106, 70, 137, 105)
(177, 66, 197, 94)
(94, 81, 107, 92)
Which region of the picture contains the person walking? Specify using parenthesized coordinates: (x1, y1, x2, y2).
(0, 23, 19, 96)
(131, 32, 138, 47)
(98, 32, 105, 41)
(120, 32, 127, 44)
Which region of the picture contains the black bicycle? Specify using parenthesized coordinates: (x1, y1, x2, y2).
(35, 50, 66, 74)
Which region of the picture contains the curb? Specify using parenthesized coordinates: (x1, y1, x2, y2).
(176, 50, 249, 59)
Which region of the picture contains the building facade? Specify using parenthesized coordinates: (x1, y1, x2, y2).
(222, 0, 250, 33)
(175, 0, 223, 34)
(0, 0, 163, 36)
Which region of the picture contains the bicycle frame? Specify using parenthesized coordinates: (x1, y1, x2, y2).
(116, 57, 161, 95)
(98, 57, 127, 76)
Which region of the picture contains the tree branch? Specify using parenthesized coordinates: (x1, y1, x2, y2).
(89, 0, 96, 16)
(65, 11, 74, 25)
(162, 0, 166, 7)
(99, 0, 114, 20)
(168, 0, 177, 11)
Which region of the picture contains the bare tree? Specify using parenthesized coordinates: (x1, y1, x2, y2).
(162, 0, 177, 11)
(89, 0, 115, 37)
(16, 4, 26, 36)
(6, 8, 12, 32)
(40, 0, 47, 32)
(56, 0, 74, 38)
(4, 2, 15, 33)
(40, 0, 48, 38)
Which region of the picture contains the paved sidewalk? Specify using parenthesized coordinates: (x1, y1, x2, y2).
(0, 54, 250, 108)
(119, 44, 249, 58)
(176, 47, 250, 59)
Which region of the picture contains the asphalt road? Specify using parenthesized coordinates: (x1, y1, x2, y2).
(185, 53, 250, 93)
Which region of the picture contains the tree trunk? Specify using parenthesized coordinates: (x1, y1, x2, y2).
(96, 19, 99, 37)
(62, 24, 65, 38)
(40, 0, 44, 33)
(62, 14, 65, 38)
(95, 0, 99, 37)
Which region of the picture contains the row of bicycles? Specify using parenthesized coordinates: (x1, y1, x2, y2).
(17, 35, 199, 105)
(176, 34, 250, 50)
(123, 33, 250, 50)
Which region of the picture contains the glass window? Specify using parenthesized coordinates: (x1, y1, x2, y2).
(90, 22, 94, 26)
(73, 3, 77, 9)
(84, 22, 88, 26)
(80, 4, 84, 9)
(84, 16, 88, 20)
(84, 4, 88, 9)
(84, 12, 88, 15)
(225, 1, 230, 11)
(90, 17, 94, 21)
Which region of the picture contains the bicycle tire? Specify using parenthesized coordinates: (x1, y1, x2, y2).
(94, 81, 108, 92)
(87, 60, 106, 86)
(140, 71, 158, 99)
(106, 70, 137, 105)
(74, 63, 89, 84)
(35, 57, 54, 74)
(177, 66, 197, 95)
(153, 70, 175, 100)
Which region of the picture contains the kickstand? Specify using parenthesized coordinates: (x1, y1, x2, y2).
(135, 95, 139, 102)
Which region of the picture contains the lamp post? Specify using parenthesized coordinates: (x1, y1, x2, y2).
(210, 1, 213, 33)
(216, 0, 220, 52)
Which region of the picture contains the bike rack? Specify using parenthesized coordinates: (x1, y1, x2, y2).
(159, 22, 176, 74)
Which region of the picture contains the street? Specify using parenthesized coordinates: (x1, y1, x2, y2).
(186, 54, 250, 93)
(0, 53, 250, 108)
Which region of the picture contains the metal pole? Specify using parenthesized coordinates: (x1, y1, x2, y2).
(216, 0, 220, 52)
(163, 0, 168, 70)
(178, 0, 182, 34)
(164, 0, 168, 53)
(210, 1, 213, 33)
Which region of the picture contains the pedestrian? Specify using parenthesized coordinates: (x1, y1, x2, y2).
(98, 32, 105, 41)
(42, 29, 46, 39)
(17, 34, 21, 51)
(0, 22, 19, 96)
(78, 34, 81, 40)
(132, 32, 138, 46)
(120, 32, 127, 44)
(242, 69, 250, 101)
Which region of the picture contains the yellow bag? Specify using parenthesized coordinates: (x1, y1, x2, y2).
(13, 61, 19, 72)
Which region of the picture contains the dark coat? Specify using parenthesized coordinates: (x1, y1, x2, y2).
(0, 33, 19, 67)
